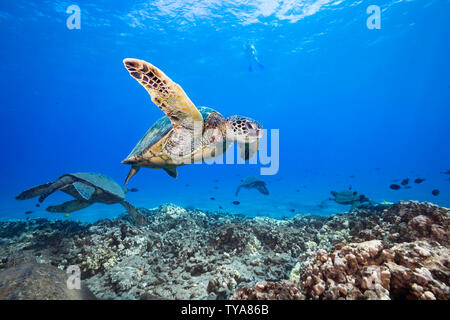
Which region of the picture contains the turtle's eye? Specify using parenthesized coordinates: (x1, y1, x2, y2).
(246, 122, 253, 130)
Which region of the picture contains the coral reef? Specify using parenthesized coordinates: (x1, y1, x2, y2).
(299, 202, 449, 300)
(0, 201, 448, 300)
(230, 280, 304, 300)
(0, 253, 95, 300)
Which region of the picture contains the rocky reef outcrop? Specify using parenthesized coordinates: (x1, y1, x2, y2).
(0, 201, 448, 300)
(298, 201, 449, 300)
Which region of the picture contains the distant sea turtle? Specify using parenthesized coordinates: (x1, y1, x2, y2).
(328, 186, 371, 211)
(121, 58, 263, 184)
(15, 172, 146, 224)
(235, 176, 269, 196)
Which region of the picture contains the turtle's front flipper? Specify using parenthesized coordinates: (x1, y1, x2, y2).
(350, 202, 360, 212)
(163, 167, 178, 178)
(38, 175, 75, 203)
(120, 201, 147, 225)
(46, 200, 92, 213)
(255, 184, 269, 195)
(123, 58, 203, 130)
(238, 141, 259, 161)
(15, 182, 53, 200)
(124, 166, 140, 185)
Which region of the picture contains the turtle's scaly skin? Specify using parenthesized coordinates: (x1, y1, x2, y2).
(123, 107, 227, 168)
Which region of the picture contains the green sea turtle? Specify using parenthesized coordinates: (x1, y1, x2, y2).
(235, 176, 269, 196)
(121, 58, 263, 184)
(327, 186, 371, 211)
(15, 172, 146, 224)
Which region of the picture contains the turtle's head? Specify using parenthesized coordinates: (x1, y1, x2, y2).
(226, 115, 263, 143)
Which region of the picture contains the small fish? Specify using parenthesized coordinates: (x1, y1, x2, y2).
(24, 210, 33, 215)
(404, 186, 412, 189)
(232, 201, 240, 205)
(440, 170, 450, 175)
(431, 189, 440, 196)
(185, 184, 190, 187)
(64, 214, 70, 218)
(35, 203, 40, 207)
(210, 197, 215, 200)
(390, 184, 401, 190)
(400, 178, 410, 186)
(414, 178, 425, 184)
(296, 189, 300, 192)
(349, 175, 356, 179)
(129, 188, 139, 192)
(214, 179, 220, 183)
(290, 209, 295, 213)
(218, 206, 223, 209)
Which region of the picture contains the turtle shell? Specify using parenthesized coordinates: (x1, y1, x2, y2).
(125, 106, 216, 160)
(334, 190, 359, 204)
(63, 172, 125, 200)
(241, 176, 265, 186)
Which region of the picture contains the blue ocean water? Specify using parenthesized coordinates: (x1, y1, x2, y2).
(0, 0, 449, 222)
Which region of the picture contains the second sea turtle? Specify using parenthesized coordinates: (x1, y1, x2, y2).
(15, 172, 146, 224)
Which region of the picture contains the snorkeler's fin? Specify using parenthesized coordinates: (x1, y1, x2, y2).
(46, 200, 92, 213)
(257, 62, 264, 70)
(120, 200, 147, 225)
(124, 165, 140, 185)
(163, 167, 178, 178)
(15, 182, 53, 200)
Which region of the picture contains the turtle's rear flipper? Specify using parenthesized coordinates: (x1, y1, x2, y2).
(46, 200, 92, 213)
(15, 183, 53, 200)
(120, 201, 147, 225)
(38, 175, 75, 203)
